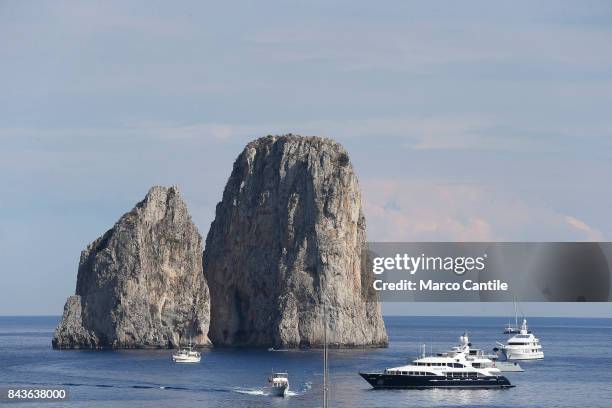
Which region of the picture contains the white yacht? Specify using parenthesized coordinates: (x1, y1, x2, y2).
(268, 372, 289, 397)
(360, 333, 513, 389)
(172, 342, 201, 363)
(497, 319, 544, 361)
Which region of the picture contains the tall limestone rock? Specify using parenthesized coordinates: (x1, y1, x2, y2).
(203, 135, 388, 348)
(52, 186, 210, 349)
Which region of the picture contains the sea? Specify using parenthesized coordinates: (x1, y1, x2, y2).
(1, 316, 612, 408)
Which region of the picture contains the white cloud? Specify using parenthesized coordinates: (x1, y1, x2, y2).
(563, 215, 604, 241)
(360, 179, 606, 242)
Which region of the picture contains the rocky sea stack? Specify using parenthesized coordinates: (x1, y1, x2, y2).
(52, 186, 210, 349)
(204, 135, 388, 348)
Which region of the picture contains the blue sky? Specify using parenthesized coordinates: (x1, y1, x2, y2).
(1, 1, 612, 315)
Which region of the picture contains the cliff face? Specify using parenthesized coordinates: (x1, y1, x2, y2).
(203, 135, 388, 348)
(52, 186, 210, 349)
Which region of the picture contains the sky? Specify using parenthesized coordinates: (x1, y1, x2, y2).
(1, 0, 612, 316)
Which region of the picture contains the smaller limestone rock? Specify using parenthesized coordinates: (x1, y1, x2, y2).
(52, 295, 98, 349)
(52, 186, 210, 349)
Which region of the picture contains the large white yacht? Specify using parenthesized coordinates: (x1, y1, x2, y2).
(497, 319, 544, 361)
(360, 333, 513, 389)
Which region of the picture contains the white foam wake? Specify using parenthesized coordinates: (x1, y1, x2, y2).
(233, 388, 267, 396)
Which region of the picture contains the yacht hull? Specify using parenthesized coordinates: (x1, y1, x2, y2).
(502, 350, 544, 361)
(269, 384, 288, 397)
(506, 354, 544, 361)
(172, 357, 201, 363)
(494, 361, 524, 372)
(359, 373, 514, 389)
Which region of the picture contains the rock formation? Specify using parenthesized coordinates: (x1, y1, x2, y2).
(53, 186, 210, 349)
(203, 135, 388, 348)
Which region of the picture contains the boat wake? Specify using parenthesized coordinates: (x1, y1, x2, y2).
(61, 382, 190, 391)
(232, 387, 267, 396)
(21, 380, 307, 397)
(231, 386, 303, 397)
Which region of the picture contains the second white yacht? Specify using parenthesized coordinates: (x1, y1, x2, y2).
(497, 319, 544, 361)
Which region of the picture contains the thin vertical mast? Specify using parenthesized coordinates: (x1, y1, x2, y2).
(323, 302, 329, 408)
(514, 297, 518, 328)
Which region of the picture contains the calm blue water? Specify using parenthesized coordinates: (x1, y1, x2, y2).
(1, 316, 612, 408)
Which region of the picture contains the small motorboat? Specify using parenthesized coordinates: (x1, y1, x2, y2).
(268, 372, 289, 397)
(172, 342, 201, 363)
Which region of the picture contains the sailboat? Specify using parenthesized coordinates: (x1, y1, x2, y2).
(503, 298, 521, 334)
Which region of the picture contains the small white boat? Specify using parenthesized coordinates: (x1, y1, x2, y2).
(497, 319, 544, 361)
(482, 350, 524, 372)
(494, 361, 524, 372)
(172, 342, 201, 363)
(268, 372, 289, 397)
(464, 340, 523, 372)
(503, 323, 521, 334)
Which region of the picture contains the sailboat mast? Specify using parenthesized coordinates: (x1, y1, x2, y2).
(514, 298, 518, 328)
(323, 302, 329, 408)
